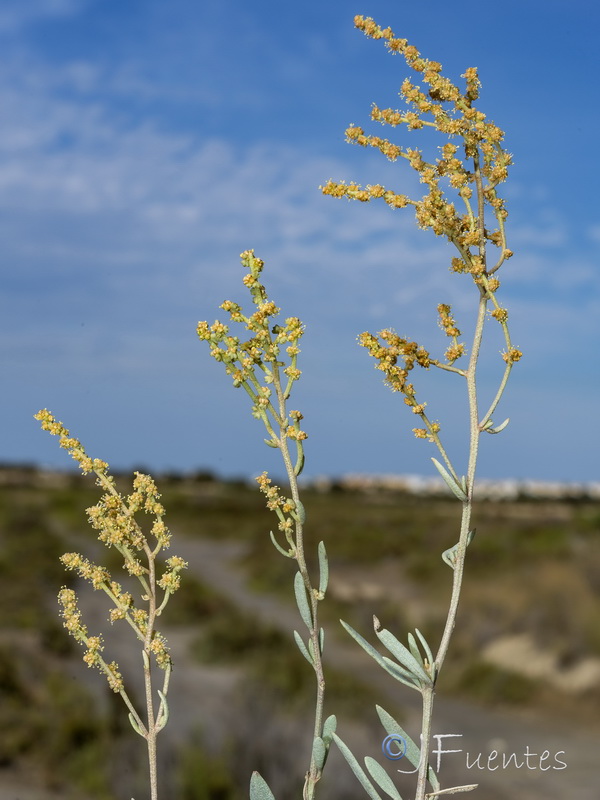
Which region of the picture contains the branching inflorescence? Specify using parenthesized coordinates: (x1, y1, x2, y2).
(198, 250, 335, 800)
(319, 16, 522, 800)
(34, 409, 187, 800)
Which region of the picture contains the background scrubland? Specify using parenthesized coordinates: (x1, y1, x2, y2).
(1, 465, 599, 800)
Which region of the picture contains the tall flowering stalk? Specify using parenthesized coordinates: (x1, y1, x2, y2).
(34, 409, 187, 800)
(321, 16, 521, 800)
(197, 250, 335, 800)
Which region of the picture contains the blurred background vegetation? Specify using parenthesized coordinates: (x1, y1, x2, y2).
(1, 464, 599, 799)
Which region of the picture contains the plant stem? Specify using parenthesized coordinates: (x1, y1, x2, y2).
(272, 369, 325, 800)
(415, 154, 490, 800)
(415, 687, 435, 800)
(144, 545, 159, 800)
(435, 290, 486, 671)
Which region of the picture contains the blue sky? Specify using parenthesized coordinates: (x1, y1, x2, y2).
(3, 0, 599, 483)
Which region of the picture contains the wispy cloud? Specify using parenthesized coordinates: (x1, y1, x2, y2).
(0, 0, 90, 34)
(3, 11, 597, 481)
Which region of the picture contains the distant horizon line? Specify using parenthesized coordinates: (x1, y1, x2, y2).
(2, 462, 598, 500)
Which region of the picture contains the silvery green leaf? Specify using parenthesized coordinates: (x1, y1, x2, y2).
(322, 714, 337, 744)
(381, 657, 421, 689)
(318, 718, 337, 769)
(294, 571, 312, 629)
(485, 417, 510, 434)
(374, 623, 431, 684)
(250, 772, 276, 800)
(293, 630, 313, 664)
(407, 632, 421, 664)
(442, 543, 458, 569)
(312, 736, 327, 770)
(442, 530, 476, 569)
(431, 458, 467, 502)
(364, 757, 403, 800)
(294, 449, 305, 476)
(341, 621, 420, 690)
(269, 530, 293, 558)
(318, 541, 329, 595)
(295, 499, 306, 524)
(155, 690, 169, 732)
(376, 706, 440, 791)
(333, 734, 383, 800)
(376, 706, 421, 770)
(414, 629, 434, 668)
(319, 627, 325, 654)
(128, 712, 146, 738)
(264, 438, 279, 448)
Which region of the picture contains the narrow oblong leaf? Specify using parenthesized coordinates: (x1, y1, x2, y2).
(364, 756, 403, 800)
(431, 458, 467, 502)
(320, 715, 337, 769)
(407, 632, 421, 664)
(414, 629, 434, 668)
(318, 540, 329, 595)
(376, 706, 440, 792)
(319, 627, 325, 654)
(293, 630, 313, 664)
(295, 499, 306, 524)
(294, 571, 312, 630)
(377, 706, 421, 770)
(250, 771, 276, 800)
(312, 736, 327, 770)
(294, 448, 305, 476)
(442, 543, 458, 569)
(442, 530, 476, 569)
(322, 714, 337, 744)
(485, 417, 510, 434)
(155, 690, 169, 732)
(128, 712, 146, 738)
(381, 657, 421, 689)
(333, 734, 383, 800)
(269, 530, 293, 558)
(374, 625, 431, 684)
(341, 621, 420, 690)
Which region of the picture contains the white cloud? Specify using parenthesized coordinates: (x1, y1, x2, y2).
(587, 224, 600, 243)
(1, 55, 594, 378)
(0, 0, 90, 33)
(2, 48, 597, 481)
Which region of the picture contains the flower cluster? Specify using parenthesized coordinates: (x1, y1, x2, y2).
(321, 15, 514, 280)
(358, 330, 442, 443)
(85, 470, 171, 579)
(36, 410, 188, 693)
(58, 587, 125, 692)
(437, 304, 465, 364)
(256, 471, 299, 536)
(323, 16, 522, 452)
(502, 347, 523, 364)
(197, 250, 307, 473)
(34, 409, 111, 479)
(358, 330, 430, 392)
